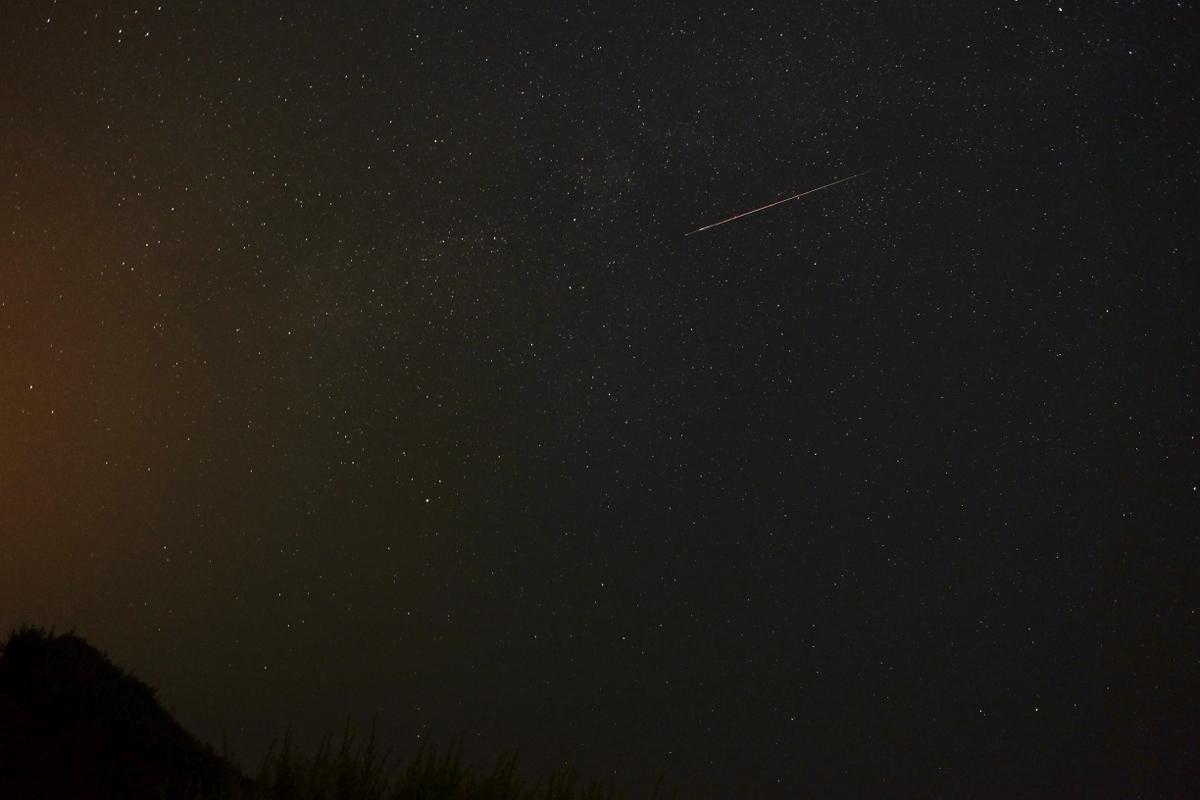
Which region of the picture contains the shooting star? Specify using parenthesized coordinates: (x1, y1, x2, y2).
(685, 170, 871, 236)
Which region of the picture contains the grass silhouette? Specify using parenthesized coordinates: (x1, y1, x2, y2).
(0, 627, 675, 800)
(251, 725, 649, 800)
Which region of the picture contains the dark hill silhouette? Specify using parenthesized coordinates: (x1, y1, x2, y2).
(0, 627, 246, 800)
(0, 627, 660, 799)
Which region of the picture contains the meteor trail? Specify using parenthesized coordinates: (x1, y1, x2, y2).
(685, 170, 870, 236)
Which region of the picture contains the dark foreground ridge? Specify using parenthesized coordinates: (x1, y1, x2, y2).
(0, 628, 664, 800)
(0, 627, 247, 799)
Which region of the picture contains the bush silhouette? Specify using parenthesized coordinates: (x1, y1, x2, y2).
(0, 626, 245, 799)
(0, 627, 670, 799)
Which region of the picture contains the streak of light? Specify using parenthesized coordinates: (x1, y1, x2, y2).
(685, 170, 871, 236)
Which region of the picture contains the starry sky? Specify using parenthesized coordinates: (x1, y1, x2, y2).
(2, 2, 1196, 797)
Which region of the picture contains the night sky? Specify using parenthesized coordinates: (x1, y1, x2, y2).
(2, 2, 1196, 797)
